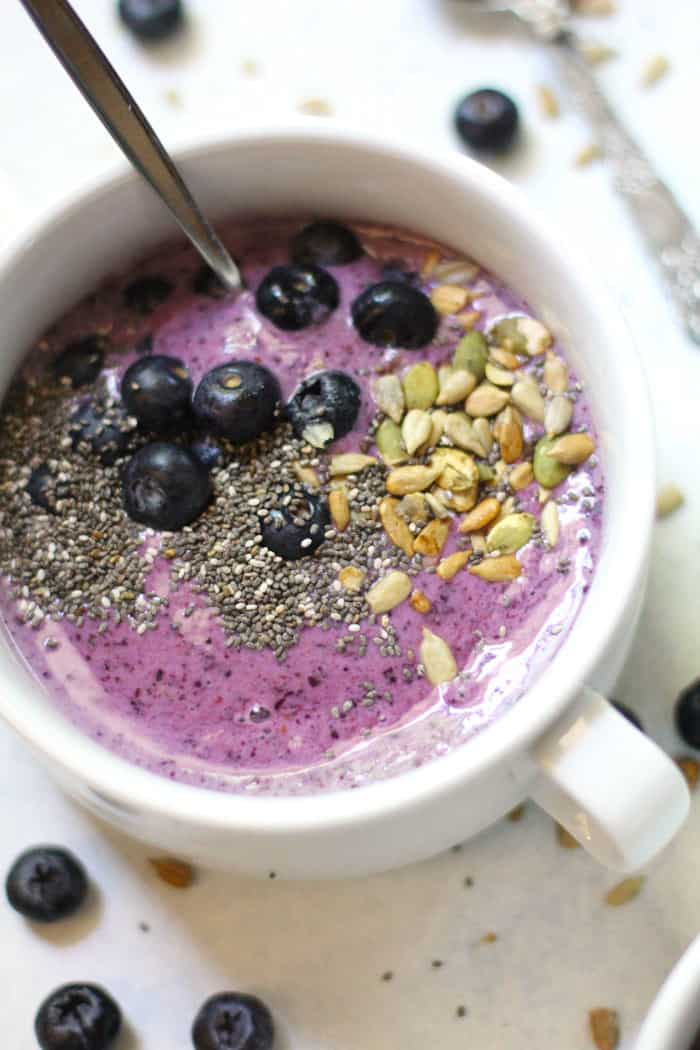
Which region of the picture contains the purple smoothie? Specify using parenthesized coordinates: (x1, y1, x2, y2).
(0, 219, 602, 794)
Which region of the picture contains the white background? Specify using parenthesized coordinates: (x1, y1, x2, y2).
(1, 1, 700, 1047)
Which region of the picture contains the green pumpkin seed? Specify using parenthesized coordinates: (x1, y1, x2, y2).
(477, 462, 495, 482)
(453, 330, 488, 381)
(403, 362, 439, 410)
(533, 436, 572, 488)
(376, 418, 407, 465)
(486, 512, 535, 554)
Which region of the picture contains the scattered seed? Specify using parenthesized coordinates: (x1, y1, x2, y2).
(536, 83, 560, 118)
(298, 98, 333, 116)
(456, 1005, 467, 1019)
(534, 436, 573, 488)
(376, 418, 407, 466)
(676, 756, 699, 791)
(470, 554, 521, 583)
(444, 412, 487, 456)
(495, 406, 523, 463)
(481, 932, 498, 944)
(149, 857, 195, 889)
(381, 970, 394, 982)
(605, 876, 645, 907)
(420, 627, 458, 685)
(642, 55, 670, 88)
(544, 352, 568, 394)
(588, 1008, 620, 1050)
(581, 42, 617, 65)
(437, 550, 470, 581)
(489, 347, 520, 371)
(433, 258, 478, 284)
(453, 330, 488, 380)
(575, 142, 603, 167)
(410, 590, 431, 614)
(656, 483, 684, 519)
(507, 804, 525, 822)
(556, 823, 580, 849)
(366, 571, 412, 614)
(545, 394, 573, 438)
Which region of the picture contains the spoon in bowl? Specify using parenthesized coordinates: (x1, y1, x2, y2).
(18, 0, 242, 293)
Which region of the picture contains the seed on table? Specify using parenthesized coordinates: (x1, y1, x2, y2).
(605, 876, 645, 907)
(656, 483, 684, 519)
(588, 1008, 620, 1050)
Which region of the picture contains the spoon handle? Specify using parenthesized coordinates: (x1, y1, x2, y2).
(19, 0, 242, 292)
(555, 32, 700, 343)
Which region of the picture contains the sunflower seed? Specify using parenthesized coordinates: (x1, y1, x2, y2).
(292, 463, 320, 489)
(509, 461, 534, 491)
(436, 369, 477, 406)
(465, 383, 510, 418)
(546, 432, 596, 465)
(386, 463, 442, 495)
(403, 362, 439, 410)
(437, 550, 470, 581)
(487, 512, 534, 554)
(444, 412, 487, 456)
(425, 491, 452, 519)
(426, 409, 449, 449)
(511, 376, 545, 423)
(379, 496, 415, 556)
(420, 627, 458, 685)
(432, 258, 478, 284)
(605, 876, 645, 907)
(413, 518, 450, 556)
(541, 500, 560, 547)
(338, 566, 365, 592)
(485, 363, 515, 387)
(329, 453, 377, 476)
(469, 554, 522, 582)
(431, 284, 470, 316)
(376, 418, 407, 466)
(372, 374, 405, 423)
(588, 1008, 620, 1050)
(489, 347, 520, 370)
(536, 83, 560, 118)
(495, 406, 523, 464)
(366, 571, 412, 614)
(545, 394, 573, 437)
(430, 448, 479, 490)
(656, 483, 684, 519)
(642, 54, 669, 88)
(402, 409, 432, 456)
(329, 487, 350, 531)
(302, 421, 335, 448)
(458, 497, 501, 533)
(544, 352, 568, 394)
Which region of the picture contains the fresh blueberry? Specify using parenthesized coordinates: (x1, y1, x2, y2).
(6, 846, 87, 922)
(286, 370, 361, 448)
(291, 220, 363, 267)
(351, 281, 438, 349)
(53, 335, 107, 388)
(256, 264, 339, 331)
(69, 399, 134, 465)
(26, 464, 56, 512)
(35, 983, 121, 1050)
(122, 442, 211, 530)
(191, 437, 224, 470)
(612, 701, 644, 733)
(676, 679, 700, 749)
(121, 355, 193, 433)
(261, 488, 329, 561)
(193, 362, 281, 443)
(123, 274, 173, 314)
(455, 88, 520, 153)
(192, 992, 274, 1050)
(193, 264, 229, 300)
(118, 0, 183, 41)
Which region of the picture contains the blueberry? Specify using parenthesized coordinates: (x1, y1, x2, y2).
(122, 442, 211, 530)
(351, 281, 438, 349)
(27, 464, 56, 512)
(123, 275, 173, 314)
(380, 259, 418, 285)
(53, 335, 107, 388)
(69, 399, 134, 465)
(286, 370, 361, 448)
(612, 701, 644, 733)
(35, 983, 121, 1050)
(261, 488, 329, 561)
(6, 846, 87, 922)
(193, 362, 281, 443)
(118, 0, 183, 41)
(455, 88, 520, 153)
(192, 992, 274, 1050)
(191, 437, 224, 470)
(256, 264, 339, 331)
(291, 220, 363, 267)
(121, 355, 193, 433)
(193, 264, 229, 300)
(676, 679, 700, 749)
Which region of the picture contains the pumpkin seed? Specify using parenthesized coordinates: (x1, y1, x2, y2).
(329, 487, 350, 531)
(372, 374, 405, 423)
(546, 432, 596, 465)
(490, 347, 520, 370)
(533, 436, 572, 488)
(458, 497, 501, 533)
(436, 368, 477, 406)
(366, 571, 412, 614)
(329, 452, 377, 476)
(292, 463, 320, 489)
(465, 383, 510, 418)
(541, 500, 560, 547)
(511, 376, 545, 423)
(437, 550, 470, 581)
(509, 461, 534, 491)
(302, 421, 335, 448)
(387, 463, 441, 495)
(444, 412, 488, 456)
(402, 409, 432, 456)
(420, 627, 458, 685)
(376, 418, 407, 465)
(431, 284, 470, 316)
(473, 417, 493, 456)
(453, 330, 488, 380)
(413, 518, 450, 557)
(486, 512, 534, 554)
(656, 483, 684, 519)
(379, 496, 414, 556)
(432, 258, 478, 284)
(469, 554, 522, 582)
(477, 462, 495, 483)
(403, 362, 438, 410)
(485, 362, 515, 387)
(545, 394, 573, 437)
(544, 352, 568, 394)
(495, 406, 523, 464)
(397, 493, 429, 524)
(410, 590, 432, 614)
(338, 566, 365, 592)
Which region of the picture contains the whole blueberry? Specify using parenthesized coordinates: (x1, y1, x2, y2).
(193, 264, 229, 300)
(26, 464, 56, 512)
(122, 442, 211, 530)
(123, 274, 173, 314)
(612, 701, 644, 733)
(191, 437, 224, 470)
(6, 846, 87, 922)
(192, 992, 274, 1050)
(256, 264, 339, 331)
(261, 489, 329, 561)
(35, 983, 121, 1050)
(286, 370, 361, 448)
(351, 281, 438, 349)
(69, 400, 134, 465)
(118, 0, 183, 41)
(676, 679, 700, 749)
(455, 88, 520, 153)
(53, 335, 107, 388)
(121, 355, 193, 433)
(193, 362, 281, 443)
(291, 220, 363, 267)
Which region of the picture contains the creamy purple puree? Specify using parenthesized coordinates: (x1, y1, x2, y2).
(0, 219, 602, 794)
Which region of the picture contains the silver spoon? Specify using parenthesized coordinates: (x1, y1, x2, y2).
(464, 0, 700, 343)
(19, 0, 242, 293)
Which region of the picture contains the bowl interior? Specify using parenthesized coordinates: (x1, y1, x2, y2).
(636, 936, 700, 1050)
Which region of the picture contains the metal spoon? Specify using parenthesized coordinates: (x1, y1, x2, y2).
(19, 0, 242, 293)
(463, 0, 700, 343)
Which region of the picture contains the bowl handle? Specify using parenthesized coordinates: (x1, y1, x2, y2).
(529, 687, 689, 871)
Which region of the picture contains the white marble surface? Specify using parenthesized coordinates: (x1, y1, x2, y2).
(1, 1, 700, 1047)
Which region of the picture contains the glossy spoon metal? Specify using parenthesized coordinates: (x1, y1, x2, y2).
(19, 0, 242, 293)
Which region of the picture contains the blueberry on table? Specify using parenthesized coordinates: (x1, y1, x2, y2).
(256, 264, 339, 331)
(53, 335, 107, 388)
(35, 983, 121, 1050)
(69, 400, 134, 465)
(122, 442, 211, 530)
(123, 274, 173, 314)
(612, 701, 644, 733)
(286, 370, 361, 449)
(193, 362, 281, 443)
(193, 264, 230, 300)
(5, 846, 87, 922)
(261, 489, 330, 561)
(118, 0, 184, 41)
(121, 355, 193, 433)
(192, 992, 274, 1050)
(454, 88, 520, 153)
(351, 281, 438, 349)
(676, 679, 700, 749)
(26, 464, 56, 512)
(291, 220, 363, 267)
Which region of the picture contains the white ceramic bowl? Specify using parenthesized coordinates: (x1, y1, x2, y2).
(0, 125, 689, 877)
(636, 936, 700, 1050)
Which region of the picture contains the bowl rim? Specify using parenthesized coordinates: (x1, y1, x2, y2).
(0, 123, 655, 833)
(636, 935, 700, 1050)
